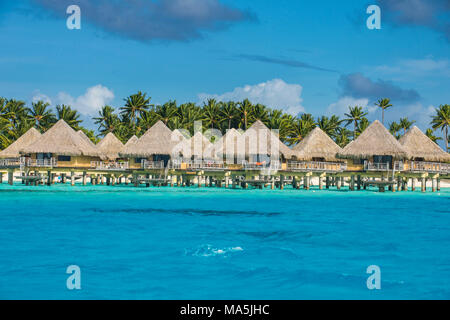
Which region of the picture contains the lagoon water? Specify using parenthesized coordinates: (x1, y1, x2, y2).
(0, 183, 449, 299)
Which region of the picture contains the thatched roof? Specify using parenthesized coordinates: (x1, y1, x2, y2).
(213, 128, 245, 158)
(399, 126, 450, 162)
(77, 130, 96, 148)
(243, 120, 294, 159)
(96, 132, 124, 160)
(120, 120, 178, 157)
(0, 127, 41, 158)
(124, 135, 139, 147)
(292, 127, 342, 161)
(21, 120, 99, 157)
(173, 129, 189, 140)
(180, 131, 216, 159)
(338, 120, 407, 159)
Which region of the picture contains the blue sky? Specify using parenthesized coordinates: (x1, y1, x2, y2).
(0, 0, 449, 141)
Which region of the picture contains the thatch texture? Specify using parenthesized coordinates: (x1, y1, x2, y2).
(77, 130, 96, 148)
(180, 131, 216, 159)
(0, 127, 41, 158)
(243, 120, 294, 159)
(120, 120, 179, 157)
(96, 132, 124, 160)
(124, 135, 139, 147)
(292, 127, 342, 161)
(21, 120, 99, 156)
(337, 120, 407, 159)
(399, 126, 450, 162)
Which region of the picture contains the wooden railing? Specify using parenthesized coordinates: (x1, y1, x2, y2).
(287, 161, 346, 172)
(186, 160, 225, 171)
(408, 161, 450, 173)
(0, 158, 24, 168)
(243, 160, 281, 171)
(364, 161, 404, 171)
(26, 158, 57, 168)
(91, 161, 129, 170)
(141, 160, 165, 170)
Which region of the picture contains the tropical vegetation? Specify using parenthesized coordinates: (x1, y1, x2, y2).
(0, 93, 448, 153)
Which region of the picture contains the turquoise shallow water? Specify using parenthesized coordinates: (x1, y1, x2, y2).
(0, 183, 449, 299)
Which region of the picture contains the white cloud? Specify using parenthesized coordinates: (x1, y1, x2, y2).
(56, 85, 115, 116)
(31, 91, 52, 105)
(326, 96, 370, 117)
(375, 57, 450, 78)
(198, 79, 305, 115)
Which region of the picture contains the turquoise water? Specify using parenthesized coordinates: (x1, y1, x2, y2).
(0, 183, 449, 299)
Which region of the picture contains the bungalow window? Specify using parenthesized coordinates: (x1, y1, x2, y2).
(57, 155, 71, 162)
(373, 155, 392, 164)
(37, 153, 52, 160)
(135, 158, 146, 164)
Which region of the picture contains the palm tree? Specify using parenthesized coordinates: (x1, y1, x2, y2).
(287, 116, 315, 146)
(220, 101, 237, 131)
(431, 104, 450, 152)
(374, 98, 393, 125)
(399, 117, 415, 136)
(238, 99, 253, 130)
(121, 91, 151, 132)
(335, 127, 352, 147)
(28, 100, 55, 131)
(425, 128, 441, 144)
(202, 99, 220, 129)
(344, 106, 368, 140)
(56, 104, 82, 129)
(251, 103, 269, 126)
(317, 115, 341, 138)
(155, 101, 178, 126)
(389, 121, 402, 140)
(357, 117, 370, 135)
(5, 99, 27, 128)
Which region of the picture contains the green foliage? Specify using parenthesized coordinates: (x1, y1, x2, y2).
(0, 92, 448, 154)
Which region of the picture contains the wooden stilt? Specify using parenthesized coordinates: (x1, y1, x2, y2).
(280, 175, 284, 190)
(350, 175, 355, 191)
(357, 175, 361, 190)
(82, 172, 87, 186)
(70, 172, 75, 186)
(325, 176, 330, 189)
(319, 175, 323, 190)
(8, 170, 13, 185)
(336, 176, 341, 190)
(421, 177, 426, 193)
(432, 178, 437, 192)
(437, 178, 440, 191)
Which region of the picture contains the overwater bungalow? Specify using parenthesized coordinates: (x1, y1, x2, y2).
(0, 127, 41, 168)
(92, 132, 128, 170)
(337, 120, 408, 172)
(399, 126, 450, 173)
(120, 120, 178, 169)
(242, 120, 294, 170)
(20, 120, 99, 168)
(290, 127, 346, 172)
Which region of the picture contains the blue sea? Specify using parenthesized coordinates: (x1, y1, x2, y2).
(0, 183, 449, 299)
